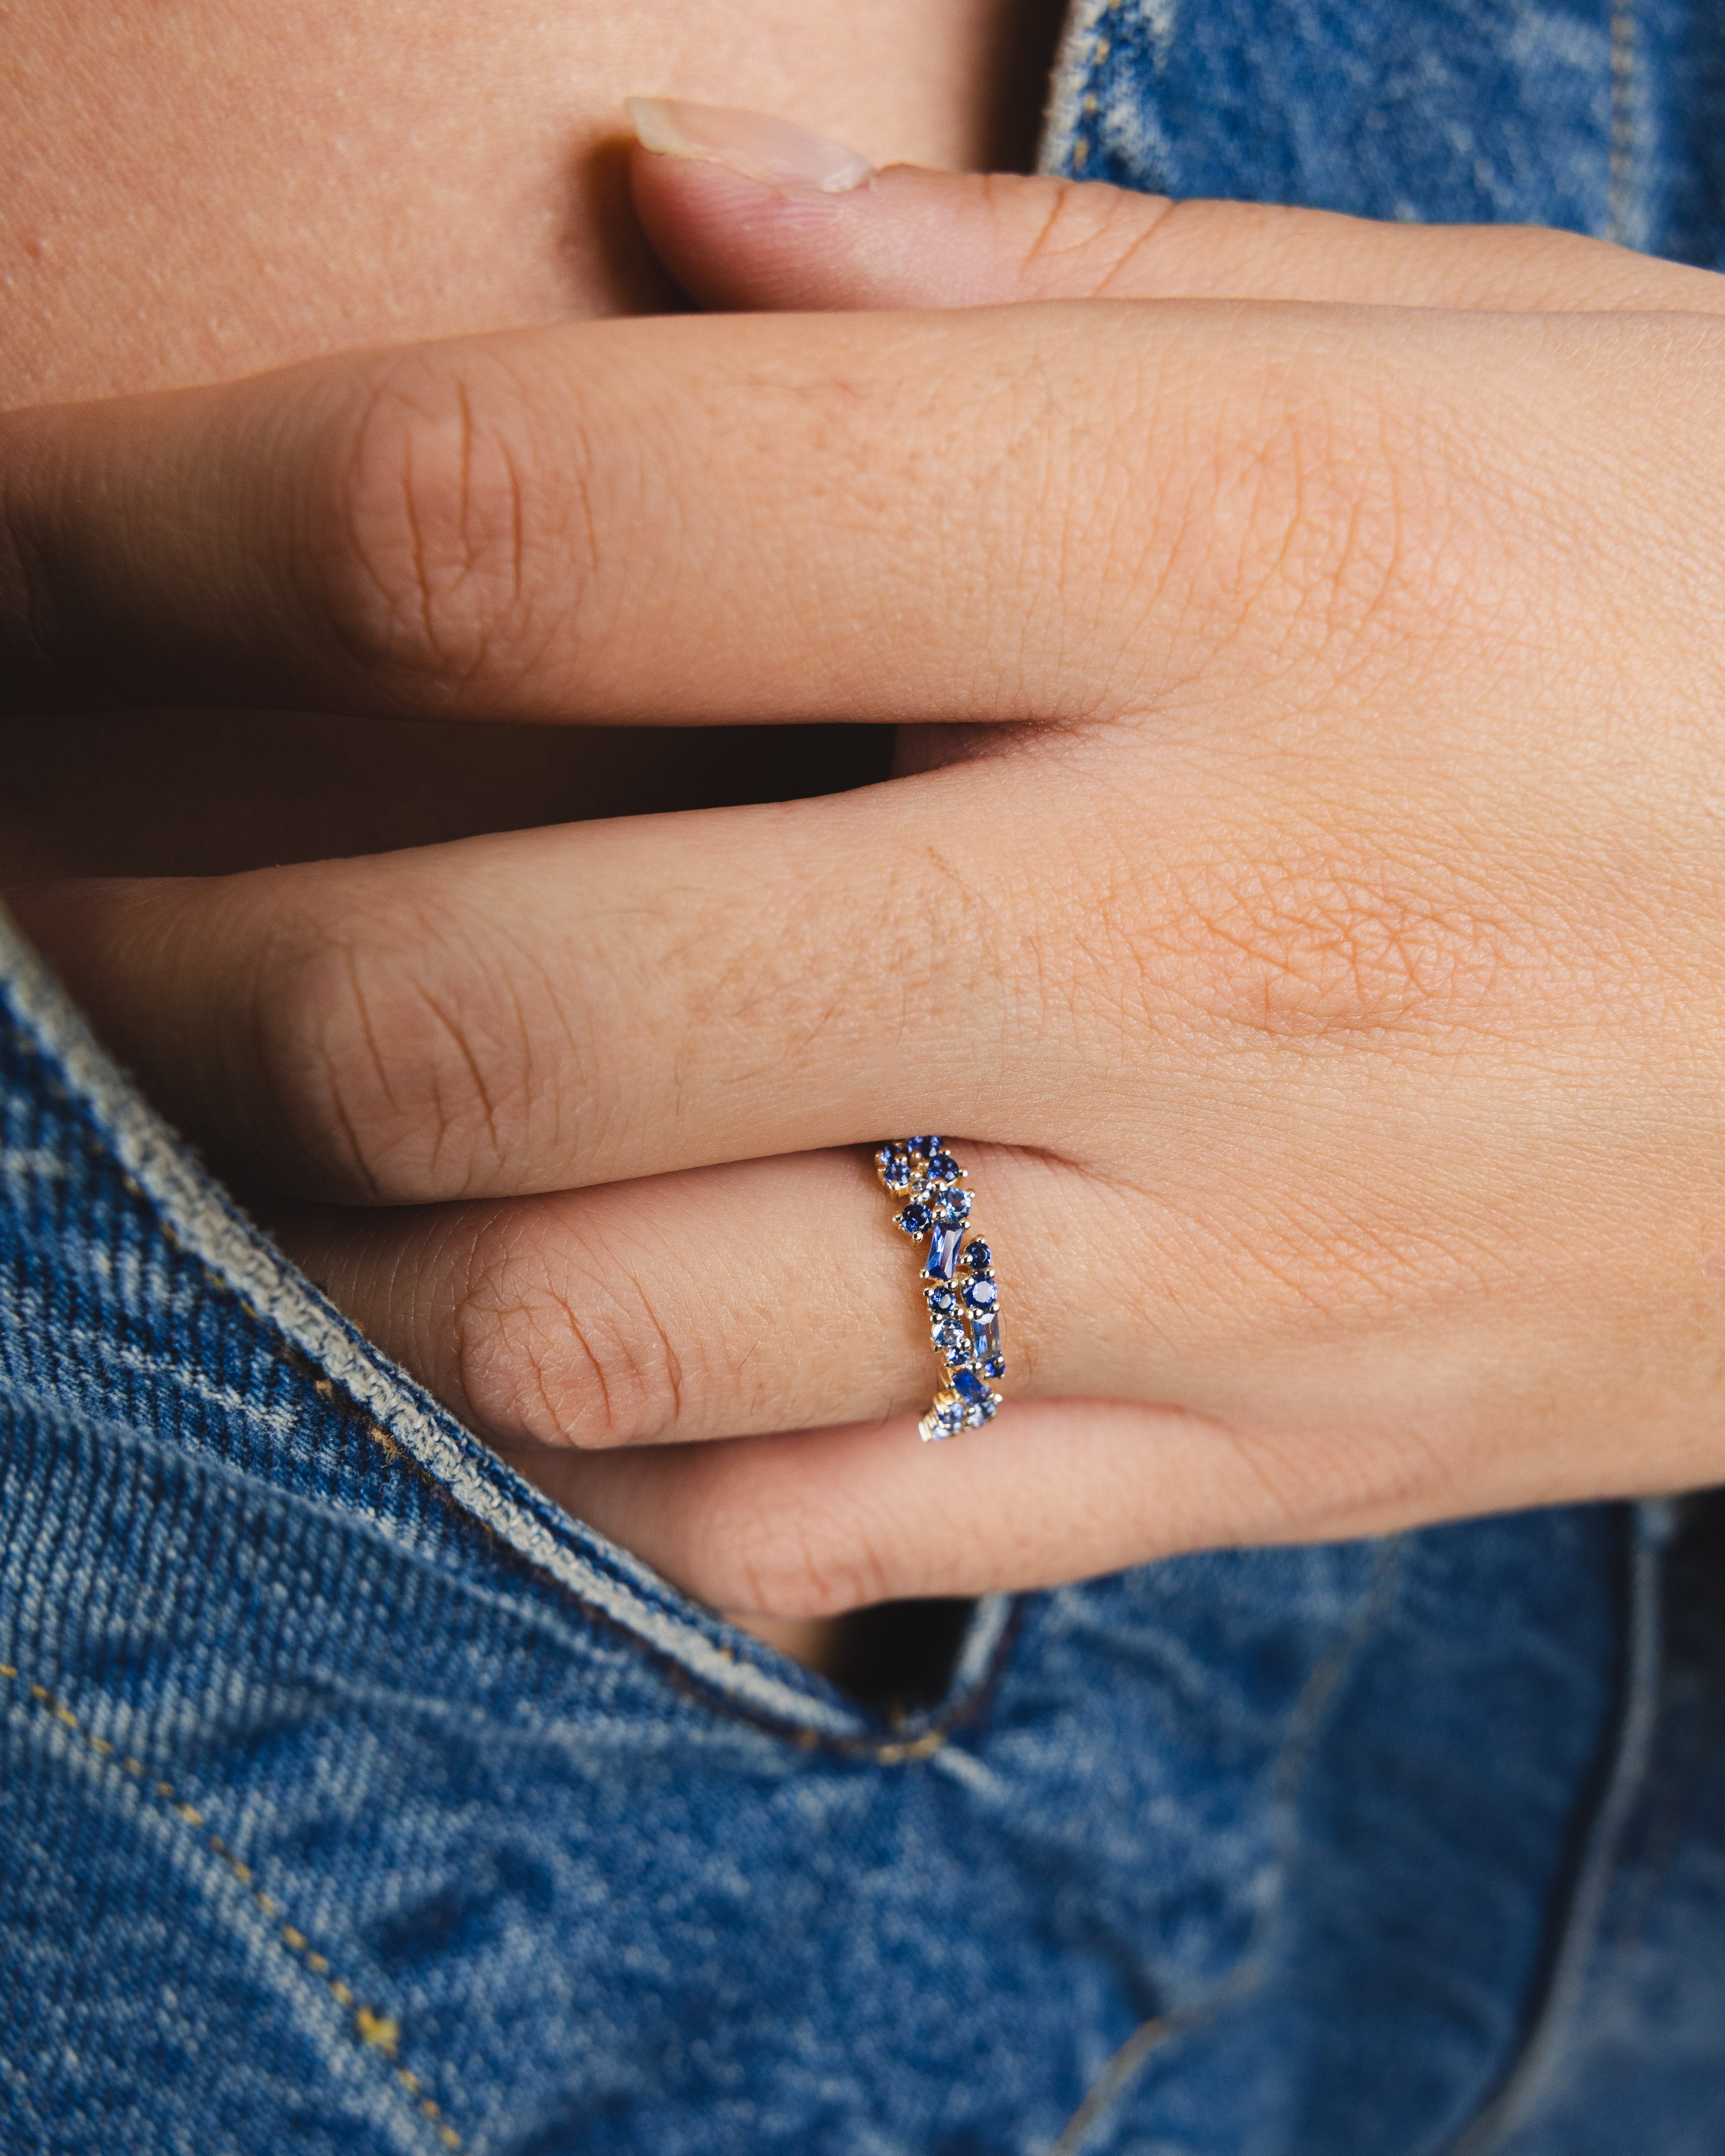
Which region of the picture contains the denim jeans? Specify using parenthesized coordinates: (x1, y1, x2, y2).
(6, 8, 1725, 2151)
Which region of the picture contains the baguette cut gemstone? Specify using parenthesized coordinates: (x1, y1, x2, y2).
(923, 1225, 964, 1282)
(971, 1314, 1001, 1362)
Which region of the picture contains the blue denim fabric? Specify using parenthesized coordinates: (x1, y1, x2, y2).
(5, 900, 1718, 2156)
(1041, 0, 1725, 266)
(8, 5, 1725, 2147)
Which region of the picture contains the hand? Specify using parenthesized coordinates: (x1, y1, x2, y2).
(10, 119, 1725, 1616)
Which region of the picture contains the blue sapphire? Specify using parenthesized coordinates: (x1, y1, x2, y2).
(878, 1147, 913, 1192)
(924, 1286, 959, 1319)
(926, 1151, 959, 1185)
(896, 1202, 933, 1237)
(922, 1225, 963, 1282)
(962, 1240, 991, 1272)
(980, 1355, 1006, 1381)
(930, 1320, 966, 1355)
(962, 1276, 999, 1314)
(931, 1190, 973, 1227)
(907, 1135, 941, 1156)
(964, 1395, 1000, 1427)
(922, 1397, 965, 1441)
(951, 1366, 996, 1412)
(971, 1313, 1001, 1362)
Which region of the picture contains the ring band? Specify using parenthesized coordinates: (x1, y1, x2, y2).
(874, 1136, 1005, 1441)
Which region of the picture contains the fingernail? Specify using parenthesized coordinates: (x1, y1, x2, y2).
(625, 97, 874, 193)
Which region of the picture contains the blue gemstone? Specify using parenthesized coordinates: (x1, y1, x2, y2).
(964, 1395, 1000, 1428)
(878, 1147, 913, 1192)
(926, 1151, 959, 1185)
(896, 1202, 933, 1236)
(980, 1356, 1006, 1381)
(923, 1397, 965, 1440)
(932, 1190, 973, 1227)
(931, 1320, 966, 1354)
(907, 1135, 941, 1156)
(924, 1286, 959, 1319)
(971, 1313, 1001, 1362)
(962, 1276, 999, 1314)
(922, 1225, 963, 1282)
(951, 1365, 990, 1407)
(962, 1240, 991, 1272)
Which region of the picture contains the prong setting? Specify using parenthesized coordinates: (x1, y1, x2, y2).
(875, 1134, 1004, 1440)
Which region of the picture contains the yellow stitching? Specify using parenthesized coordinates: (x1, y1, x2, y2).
(873, 1731, 944, 1766)
(11, 1668, 464, 2140)
(357, 2009, 401, 2057)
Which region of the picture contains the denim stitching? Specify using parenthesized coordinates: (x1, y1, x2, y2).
(1044, 1538, 1406, 2155)
(1, 1660, 464, 2152)
(0, 907, 877, 1739)
(1038, 0, 1116, 177)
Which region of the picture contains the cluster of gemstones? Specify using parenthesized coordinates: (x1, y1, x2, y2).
(875, 1136, 1004, 1441)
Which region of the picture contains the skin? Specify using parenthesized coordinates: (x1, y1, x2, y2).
(0, 0, 1059, 881)
(9, 146, 1725, 1627)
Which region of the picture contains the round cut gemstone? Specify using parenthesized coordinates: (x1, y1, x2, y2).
(878, 1147, 913, 1191)
(980, 1355, 1006, 1381)
(963, 1396, 1000, 1428)
(896, 1202, 933, 1236)
(932, 1190, 973, 1227)
(931, 1321, 966, 1355)
(924, 1286, 959, 1319)
(907, 1135, 941, 1157)
(962, 1240, 991, 1272)
(926, 1151, 960, 1185)
(962, 1277, 999, 1313)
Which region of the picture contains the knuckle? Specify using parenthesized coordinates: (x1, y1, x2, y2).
(451, 1219, 684, 1450)
(308, 350, 572, 705)
(1003, 174, 1178, 293)
(1147, 836, 1526, 1039)
(708, 1483, 887, 1621)
(247, 892, 536, 1199)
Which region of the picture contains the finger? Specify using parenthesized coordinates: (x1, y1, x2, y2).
(12, 764, 1038, 1201)
(2, 292, 1266, 725)
(267, 1145, 1059, 1451)
(505, 1385, 1678, 1617)
(626, 99, 1725, 317)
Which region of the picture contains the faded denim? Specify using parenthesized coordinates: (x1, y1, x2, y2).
(7, 3, 1725, 2147)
